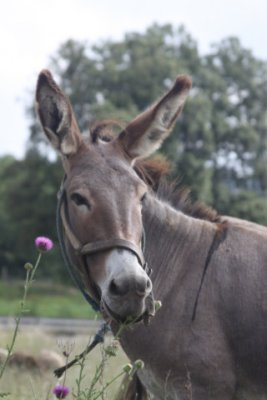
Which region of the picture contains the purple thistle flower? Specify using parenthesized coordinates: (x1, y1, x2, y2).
(35, 236, 53, 252)
(53, 384, 70, 399)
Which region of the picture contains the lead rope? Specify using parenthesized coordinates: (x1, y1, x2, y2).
(54, 322, 110, 378)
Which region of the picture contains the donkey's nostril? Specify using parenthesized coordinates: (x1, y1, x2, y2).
(109, 275, 151, 297)
(109, 278, 129, 296)
(109, 279, 120, 295)
(136, 276, 151, 296)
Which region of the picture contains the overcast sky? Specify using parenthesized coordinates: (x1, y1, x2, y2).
(1, 0, 266, 158)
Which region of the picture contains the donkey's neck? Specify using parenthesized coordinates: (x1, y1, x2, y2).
(142, 194, 218, 300)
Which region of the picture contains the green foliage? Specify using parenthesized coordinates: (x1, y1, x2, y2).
(0, 151, 64, 280)
(228, 190, 267, 225)
(0, 281, 96, 319)
(28, 24, 198, 141)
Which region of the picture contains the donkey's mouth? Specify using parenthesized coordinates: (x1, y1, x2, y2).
(101, 300, 126, 323)
(101, 299, 144, 324)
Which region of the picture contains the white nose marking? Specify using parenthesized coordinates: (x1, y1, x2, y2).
(100, 248, 151, 296)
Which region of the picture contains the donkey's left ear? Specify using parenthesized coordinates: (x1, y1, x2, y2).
(117, 75, 192, 160)
(36, 69, 82, 156)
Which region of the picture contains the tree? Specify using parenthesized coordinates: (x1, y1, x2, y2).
(29, 24, 198, 142)
(0, 151, 65, 279)
(28, 24, 267, 221)
(7, 24, 267, 281)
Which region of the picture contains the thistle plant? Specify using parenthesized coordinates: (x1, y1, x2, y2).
(53, 385, 70, 399)
(71, 334, 145, 400)
(0, 236, 53, 387)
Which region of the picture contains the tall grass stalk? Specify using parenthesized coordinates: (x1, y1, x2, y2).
(0, 253, 42, 380)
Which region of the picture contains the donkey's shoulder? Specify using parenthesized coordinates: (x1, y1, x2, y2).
(223, 216, 267, 237)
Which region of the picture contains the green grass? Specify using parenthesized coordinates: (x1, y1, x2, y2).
(0, 280, 97, 319)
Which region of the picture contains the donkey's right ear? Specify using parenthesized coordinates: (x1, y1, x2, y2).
(36, 70, 82, 156)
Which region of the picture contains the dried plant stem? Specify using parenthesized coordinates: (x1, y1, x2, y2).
(92, 370, 125, 400)
(0, 252, 42, 380)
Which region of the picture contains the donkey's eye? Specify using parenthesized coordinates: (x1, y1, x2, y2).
(70, 193, 90, 208)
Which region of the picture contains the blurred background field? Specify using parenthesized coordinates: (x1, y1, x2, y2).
(0, 279, 129, 399)
(0, 328, 128, 400)
(0, 280, 96, 319)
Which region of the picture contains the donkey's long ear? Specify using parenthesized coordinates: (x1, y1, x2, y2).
(36, 70, 82, 156)
(117, 75, 191, 160)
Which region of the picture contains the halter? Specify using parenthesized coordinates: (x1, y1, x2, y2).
(56, 178, 152, 313)
(54, 179, 155, 378)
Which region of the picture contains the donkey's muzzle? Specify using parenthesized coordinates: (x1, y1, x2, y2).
(108, 274, 152, 298)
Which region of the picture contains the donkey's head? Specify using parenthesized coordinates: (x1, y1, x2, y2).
(36, 70, 191, 322)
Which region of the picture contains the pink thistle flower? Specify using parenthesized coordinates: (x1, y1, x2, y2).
(53, 384, 70, 399)
(35, 236, 53, 252)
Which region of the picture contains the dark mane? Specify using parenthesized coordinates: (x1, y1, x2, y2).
(89, 120, 220, 223)
(134, 157, 171, 191)
(156, 180, 221, 223)
(135, 159, 221, 224)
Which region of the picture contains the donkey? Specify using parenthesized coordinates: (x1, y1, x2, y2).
(36, 70, 267, 400)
